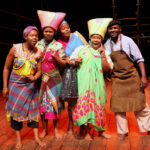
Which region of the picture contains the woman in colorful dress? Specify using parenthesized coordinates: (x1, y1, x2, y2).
(36, 10, 66, 139)
(70, 18, 113, 140)
(57, 20, 88, 136)
(3, 26, 45, 148)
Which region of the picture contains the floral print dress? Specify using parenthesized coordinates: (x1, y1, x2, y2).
(71, 45, 107, 131)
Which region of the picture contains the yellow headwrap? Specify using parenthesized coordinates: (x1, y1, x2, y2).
(88, 18, 113, 39)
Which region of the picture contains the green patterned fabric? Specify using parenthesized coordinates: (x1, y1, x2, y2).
(72, 45, 107, 131)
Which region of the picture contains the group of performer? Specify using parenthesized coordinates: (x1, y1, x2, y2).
(2, 10, 150, 149)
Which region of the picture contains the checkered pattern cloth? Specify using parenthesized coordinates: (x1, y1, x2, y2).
(5, 71, 39, 122)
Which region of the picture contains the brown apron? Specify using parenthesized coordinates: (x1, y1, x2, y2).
(110, 35, 146, 112)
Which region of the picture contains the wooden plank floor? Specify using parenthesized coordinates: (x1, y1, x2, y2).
(1, 78, 150, 150)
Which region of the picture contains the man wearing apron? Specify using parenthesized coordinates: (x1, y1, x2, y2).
(104, 20, 150, 140)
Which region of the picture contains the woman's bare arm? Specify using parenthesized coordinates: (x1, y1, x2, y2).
(3, 47, 14, 98)
(3, 47, 14, 88)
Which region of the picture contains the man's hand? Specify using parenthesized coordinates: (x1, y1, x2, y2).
(141, 76, 148, 89)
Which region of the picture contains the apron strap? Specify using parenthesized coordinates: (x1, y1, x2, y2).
(120, 34, 123, 50)
(110, 34, 122, 52)
(110, 40, 114, 52)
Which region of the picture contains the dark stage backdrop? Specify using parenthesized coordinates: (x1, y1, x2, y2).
(0, 0, 150, 89)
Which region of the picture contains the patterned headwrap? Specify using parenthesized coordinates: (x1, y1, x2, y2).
(59, 20, 68, 27)
(23, 26, 39, 38)
(58, 20, 69, 34)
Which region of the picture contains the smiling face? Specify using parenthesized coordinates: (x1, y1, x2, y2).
(24, 30, 38, 46)
(59, 23, 71, 39)
(90, 34, 102, 50)
(108, 24, 122, 42)
(43, 27, 55, 42)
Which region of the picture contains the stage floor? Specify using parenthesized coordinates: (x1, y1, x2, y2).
(0, 79, 150, 150)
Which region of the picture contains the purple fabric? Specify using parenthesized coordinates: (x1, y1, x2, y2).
(23, 26, 39, 38)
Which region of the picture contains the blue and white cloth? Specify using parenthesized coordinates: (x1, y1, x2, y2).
(104, 34, 144, 63)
